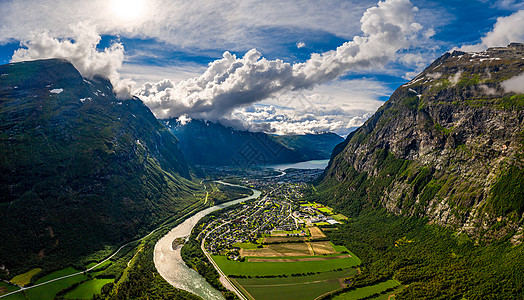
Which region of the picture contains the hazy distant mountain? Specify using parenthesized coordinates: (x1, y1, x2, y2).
(0, 59, 199, 274)
(163, 119, 344, 166)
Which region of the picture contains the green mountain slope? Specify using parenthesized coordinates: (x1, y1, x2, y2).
(164, 119, 343, 166)
(311, 43, 524, 300)
(319, 43, 524, 242)
(0, 59, 200, 276)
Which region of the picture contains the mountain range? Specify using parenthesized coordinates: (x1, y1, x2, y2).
(164, 118, 343, 166)
(0, 59, 200, 274)
(320, 43, 524, 242)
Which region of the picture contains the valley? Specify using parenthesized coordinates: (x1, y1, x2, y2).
(180, 167, 402, 300)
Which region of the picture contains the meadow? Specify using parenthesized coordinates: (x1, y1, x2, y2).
(233, 269, 357, 300)
(212, 255, 359, 276)
(64, 279, 114, 299)
(332, 280, 401, 300)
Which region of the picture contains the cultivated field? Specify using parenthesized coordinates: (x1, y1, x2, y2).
(212, 255, 360, 276)
(233, 269, 357, 300)
(248, 254, 351, 262)
(64, 279, 114, 299)
(308, 226, 326, 239)
(242, 242, 313, 257)
(311, 241, 336, 255)
(263, 236, 306, 243)
(9, 268, 42, 287)
(333, 280, 401, 300)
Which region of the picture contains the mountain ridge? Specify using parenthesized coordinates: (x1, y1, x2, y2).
(164, 118, 344, 166)
(319, 43, 524, 243)
(0, 58, 200, 275)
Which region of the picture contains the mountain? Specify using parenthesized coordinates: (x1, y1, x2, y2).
(0, 59, 199, 275)
(320, 43, 524, 242)
(163, 119, 343, 166)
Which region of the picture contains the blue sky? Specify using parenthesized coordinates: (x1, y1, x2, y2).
(1, 0, 523, 135)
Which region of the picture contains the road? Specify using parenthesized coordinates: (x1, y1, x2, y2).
(201, 222, 248, 300)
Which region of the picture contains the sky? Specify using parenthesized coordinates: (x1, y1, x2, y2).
(1, 0, 524, 136)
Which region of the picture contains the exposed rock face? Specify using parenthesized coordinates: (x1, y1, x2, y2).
(323, 44, 524, 242)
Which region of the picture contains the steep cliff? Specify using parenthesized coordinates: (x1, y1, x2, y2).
(321, 43, 524, 243)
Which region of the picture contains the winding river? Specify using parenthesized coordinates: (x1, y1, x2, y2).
(154, 181, 261, 300)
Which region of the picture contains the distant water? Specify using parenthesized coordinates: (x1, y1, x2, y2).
(266, 159, 330, 170)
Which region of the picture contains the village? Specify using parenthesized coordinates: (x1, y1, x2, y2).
(199, 180, 345, 259)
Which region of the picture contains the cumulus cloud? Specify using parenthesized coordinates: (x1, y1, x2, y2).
(459, 10, 524, 52)
(501, 73, 524, 93)
(10, 22, 133, 98)
(296, 42, 306, 48)
(137, 0, 422, 121)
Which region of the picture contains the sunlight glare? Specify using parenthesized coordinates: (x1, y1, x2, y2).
(111, 0, 145, 21)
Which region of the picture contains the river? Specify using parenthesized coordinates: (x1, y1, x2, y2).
(153, 182, 261, 300)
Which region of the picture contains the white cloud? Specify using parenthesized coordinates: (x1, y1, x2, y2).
(296, 42, 306, 49)
(449, 70, 463, 85)
(459, 10, 524, 52)
(137, 0, 422, 122)
(215, 79, 387, 135)
(0, 0, 377, 51)
(11, 22, 133, 98)
(501, 73, 524, 93)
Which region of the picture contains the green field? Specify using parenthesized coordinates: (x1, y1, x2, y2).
(232, 266, 357, 300)
(333, 280, 401, 300)
(0, 282, 21, 296)
(246, 252, 353, 260)
(235, 268, 357, 285)
(332, 214, 349, 221)
(23, 267, 87, 300)
(9, 268, 42, 287)
(212, 255, 360, 276)
(318, 207, 333, 215)
(64, 279, 113, 299)
(370, 285, 405, 300)
(234, 277, 341, 300)
(233, 242, 260, 249)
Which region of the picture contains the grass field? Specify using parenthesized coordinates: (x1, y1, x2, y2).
(233, 242, 260, 249)
(233, 269, 357, 300)
(0, 282, 21, 296)
(371, 285, 405, 300)
(23, 267, 88, 300)
(317, 207, 333, 215)
(331, 242, 350, 253)
(213, 255, 360, 276)
(331, 214, 349, 222)
(64, 279, 113, 299)
(10, 268, 42, 287)
(234, 277, 341, 300)
(333, 280, 401, 300)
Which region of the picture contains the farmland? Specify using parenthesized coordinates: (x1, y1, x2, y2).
(212, 255, 359, 276)
(180, 169, 360, 300)
(232, 269, 356, 300)
(333, 280, 402, 300)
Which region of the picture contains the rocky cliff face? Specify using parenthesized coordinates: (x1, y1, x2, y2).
(322, 43, 524, 243)
(0, 59, 199, 274)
